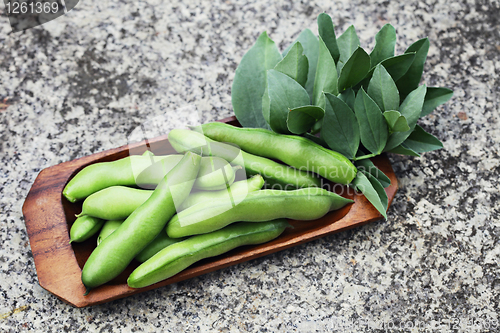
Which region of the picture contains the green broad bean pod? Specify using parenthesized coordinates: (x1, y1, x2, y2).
(63, 154, 183, 202)
(80, 186, 153, 221)
(128, 219, 290, 288)
(69, 216, 105, 243)
(168, 129, 321, 189)
(166, 188, 353, 238)
(97, 220, 123, 246)
(81, 152, 201, 292)
(195, 122, 357, 185)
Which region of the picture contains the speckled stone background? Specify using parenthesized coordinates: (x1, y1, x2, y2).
(1, 0, 499, 331)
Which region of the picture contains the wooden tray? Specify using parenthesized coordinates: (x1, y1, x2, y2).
(22, 116, 398, 307)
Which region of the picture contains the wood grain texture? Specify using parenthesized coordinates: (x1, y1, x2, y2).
(22, 116, 398, 307)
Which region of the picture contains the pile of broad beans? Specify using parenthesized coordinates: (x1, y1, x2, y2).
(64, 123, 356, 292)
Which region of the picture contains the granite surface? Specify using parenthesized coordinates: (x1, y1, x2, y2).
(1, 0, 499, 331)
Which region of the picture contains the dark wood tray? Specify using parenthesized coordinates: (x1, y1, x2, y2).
(22, 116, 398, 307)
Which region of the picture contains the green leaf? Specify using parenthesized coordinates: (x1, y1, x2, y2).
(317, 13, 340, 63)
(313, 36, 339, 107)
(388, 143, 421, 157)
(338, 88, 356, 111)
(383, 110, 410, 132)
(310, 119, 323, 134)
(370, 24, 397, 67)
(354, 53, 417, 92)
(283, 29, 319, 102)
(336, 60, 345, 77)
(320, 93, 360, 159)
(232, 31, 282, 128)
(355, 159, 391, 188)
(337, 25, 360, 64)
(287, 105, 325, 135)
(381, 53, 417, 82)
(338, 47, 371, 92)
(421, 87, 453, 117)
(274, 42, 309, 87)
(367, 64, 399, 111)
(384, 85, 427, 151)
(362, 170, 388, 210)
(396, 38, 430, 100)
(402, 125, 443, 153)
(354, 88, 388, 154)
(264, 69, 311, 134)
(352, 171, 387, 218)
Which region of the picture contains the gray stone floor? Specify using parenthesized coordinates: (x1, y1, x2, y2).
(1, 0, 499, 331)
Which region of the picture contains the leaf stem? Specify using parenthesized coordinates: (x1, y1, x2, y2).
(310, 127, 320, 135)
(309, 120, 322, 135)
(353, 153, 378, 161)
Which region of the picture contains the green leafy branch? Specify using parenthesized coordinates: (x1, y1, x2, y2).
(231, 13, 453, 218)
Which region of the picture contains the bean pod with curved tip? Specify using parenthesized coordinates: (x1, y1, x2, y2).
(69, 216, 105, 243)
(128, 219, 290, 288)
(168, 129, 321, 189)
(81, 152, 201, 292)
(96, 220, 123, 246)
(80, 186, 153, 221)
(195, 122, 357, 185)
(166, 188, 353, 238)
(63, 154, 183, 202)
